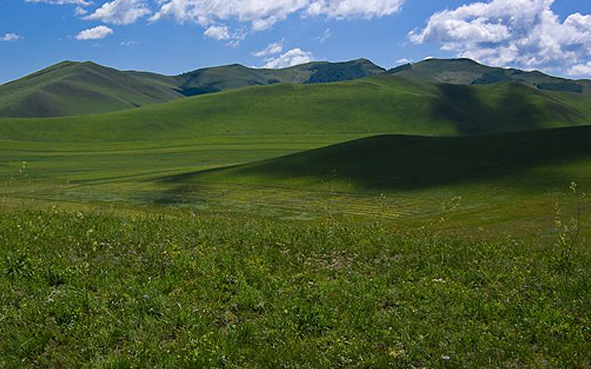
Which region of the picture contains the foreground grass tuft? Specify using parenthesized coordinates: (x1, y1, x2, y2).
(1, 211, 590, 368)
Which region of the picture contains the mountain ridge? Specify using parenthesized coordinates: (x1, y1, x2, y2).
(0, 59, 385, 118)
(388, 58, 591, 94)
(1, 57, 590, 118)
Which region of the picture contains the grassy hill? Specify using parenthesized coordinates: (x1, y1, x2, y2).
(0, 61, 183, 118)
(5, 57, 591, 118)
(175, 58, 385, 96)
(147, 125, 591, 230)
(0, 59, 385, 118)
(1, 74, 591, 142)
(1, 58, 591, 225)
(163, 125, 591, 193)
(390, 58, 591, 94)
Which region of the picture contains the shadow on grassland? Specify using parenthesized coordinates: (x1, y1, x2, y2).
(158, 125, 591, 199)
(430, 83, 545, 135)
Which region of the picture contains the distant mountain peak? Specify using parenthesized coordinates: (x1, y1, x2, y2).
(387, 57, 589, 93)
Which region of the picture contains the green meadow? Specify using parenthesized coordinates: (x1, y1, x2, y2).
(2, 75, 591, 232)
(2, 59, 591, 367)
(2, 212, 590, 368)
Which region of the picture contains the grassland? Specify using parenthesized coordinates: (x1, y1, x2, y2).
(1, 211, 590, 368)
(2, 75, 591, 141)
(2, 60, 591, 367)
(1, 74, 591, 234)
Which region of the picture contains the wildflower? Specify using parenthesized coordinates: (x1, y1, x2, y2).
(570, 181, 578, 194)
(442, 355, 450, 361)
(389, 347, 405, 358)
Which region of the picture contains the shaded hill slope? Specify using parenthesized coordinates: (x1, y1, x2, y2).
(166, 125, 591, 193)
(390, 58, 591, 94)
(1, 74, 591, 142)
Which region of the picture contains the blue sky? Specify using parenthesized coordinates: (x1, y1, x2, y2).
(1, 0, 591, 84)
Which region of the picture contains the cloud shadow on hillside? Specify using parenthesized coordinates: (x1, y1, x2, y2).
(430, 83, 544, 135)
(159, 125, 591, 198)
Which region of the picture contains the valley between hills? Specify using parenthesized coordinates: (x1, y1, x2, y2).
(1, 57, 591, 235)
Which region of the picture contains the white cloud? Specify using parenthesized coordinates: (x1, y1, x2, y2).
(568, 62, 591, 77)
(410, 0, 591, 75)
(74, 6, 88, 15)
(26, 0, 91, 5)
(84, 0, 150, 25)
(0, 33, 24, 42)
(263, 48, 314, 68)
(150, 0, 405, 39)
(75, 25, 114, 40)
(204, 25, 231, 40)
(226, 40, 241, 48)
(306, 0, 404, 18)
(315, 28, 332, 43)
(395, 58, 412, 64)
(203, 25, 246, 47)
(253, 40, 284, 57)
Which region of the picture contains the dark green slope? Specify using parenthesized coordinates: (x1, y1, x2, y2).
(0, 61, 184, 118)
(172, 58, 385, 96)
(390, 58, 591, 94)
(169, 125, 591, 192)
(1, 74, 590, 142)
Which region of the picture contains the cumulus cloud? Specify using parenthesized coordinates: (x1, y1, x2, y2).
(253, 40, 284, 57)
(26, 0, 91, 5)
(204, 25, 231, 40)
(150, 0, 405, 39)
(410, 0, 591, 76)
(203, 25, 246, 48)
(75, 25, 114, 40)
(263, 48, 314, 68)
(306, 0, 404, 18)
(0, 33, 24, 42)
(84, 0, 150, 25)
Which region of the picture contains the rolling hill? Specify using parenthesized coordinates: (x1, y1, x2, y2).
(0, 61, 183, 118)
(165, 124, 591, 193)
(389, 58, 591, 94)
(0, 59, 385, 118)
(1, 72, 591, 142)
(4, 57, 590, 119)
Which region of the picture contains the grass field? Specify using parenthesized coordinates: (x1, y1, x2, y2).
(3, 123, 590, 239)
(2, 62, 591, 367)
(1, 73, 590, 226)
(1, 211, 590, 368)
